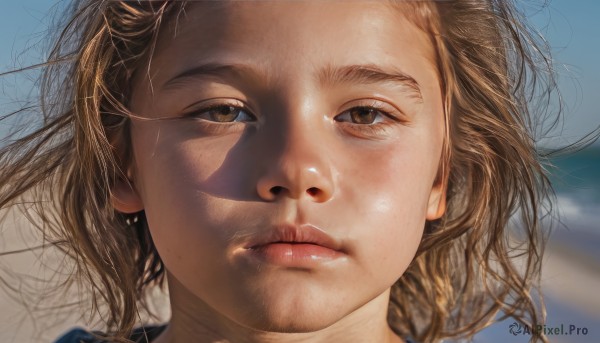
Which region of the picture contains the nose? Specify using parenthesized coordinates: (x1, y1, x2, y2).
(255, 115, 335, 203)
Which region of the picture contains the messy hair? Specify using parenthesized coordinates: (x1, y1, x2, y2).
(0, 0, 572, 342)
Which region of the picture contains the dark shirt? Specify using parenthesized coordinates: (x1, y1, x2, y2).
(54, 325, 416, 343)
(53, 325, 167, 343)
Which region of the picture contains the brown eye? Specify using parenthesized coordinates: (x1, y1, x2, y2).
(188, 104, 255, 123)
(349, 107, 378, 124)
(335, 106, 387, 125)
(208, 105, 241, 122)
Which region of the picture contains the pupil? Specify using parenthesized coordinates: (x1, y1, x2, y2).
(218, 106, 234, 114)
(212, 106, 238, 122)
(351, 108, 375, 124)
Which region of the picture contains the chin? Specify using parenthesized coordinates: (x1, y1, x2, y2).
(236, 296, 346, 333)
(245, 312, 340, 333)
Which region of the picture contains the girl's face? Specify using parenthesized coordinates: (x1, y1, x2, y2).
(117, 1, 445, 339)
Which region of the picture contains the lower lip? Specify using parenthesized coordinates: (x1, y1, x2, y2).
(245, 243, 344, 267)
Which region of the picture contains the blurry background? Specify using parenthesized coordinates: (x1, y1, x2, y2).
(475, 1, 600, 342)
(0, 1, 598, 342)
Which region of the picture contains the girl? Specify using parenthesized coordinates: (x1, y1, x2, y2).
(0, 0, 571, 342)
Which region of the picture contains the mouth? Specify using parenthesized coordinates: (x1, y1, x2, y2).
(244, 223, 344, 251)
(241, 223, 347, 267)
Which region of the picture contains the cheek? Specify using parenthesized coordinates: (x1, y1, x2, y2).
(129, 125, 238, 268)
(337, 142, 436, 280)
(131, 121, 238, 205)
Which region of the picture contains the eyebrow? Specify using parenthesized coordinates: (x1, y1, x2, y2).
(161, 62, 264, 91)
(317, 63, 422, 100)
(162, 62, 422, 100)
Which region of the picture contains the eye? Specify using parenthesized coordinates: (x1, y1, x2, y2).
(333, 101, 407, 137)
(335, 106, 388, 125)
(185, 103, 256, 123)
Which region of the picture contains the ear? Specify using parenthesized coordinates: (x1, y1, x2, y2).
(426, 177, 447, 221)
(111, 176, 144, 214)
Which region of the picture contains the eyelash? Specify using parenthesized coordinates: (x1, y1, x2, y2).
(335, 103, 401, 136)
(184, 101, 404, 136)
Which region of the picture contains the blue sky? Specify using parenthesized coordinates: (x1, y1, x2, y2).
(1, 0, 598, 146)
(527, 0, 600, 146)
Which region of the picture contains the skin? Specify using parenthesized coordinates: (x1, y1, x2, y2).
(112, 2, 446, 342)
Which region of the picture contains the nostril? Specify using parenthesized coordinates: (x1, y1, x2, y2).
(268, 186, 320, 198)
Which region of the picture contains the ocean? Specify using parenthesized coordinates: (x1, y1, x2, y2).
(475, 145, 600, 343)
(550, 146, 600, 218)
(549, 146, 600, 263)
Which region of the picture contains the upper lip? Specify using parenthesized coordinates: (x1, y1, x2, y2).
(244, 223, 344, 252)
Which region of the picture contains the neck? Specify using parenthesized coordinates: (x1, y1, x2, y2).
(153, 274, 405, 343)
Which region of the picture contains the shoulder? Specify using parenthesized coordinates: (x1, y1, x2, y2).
(54, 325, 167, 343)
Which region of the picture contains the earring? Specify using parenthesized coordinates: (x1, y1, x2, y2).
(125, 214, 139, 226)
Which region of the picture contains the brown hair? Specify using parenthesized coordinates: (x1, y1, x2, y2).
(0, 1, 576, 342)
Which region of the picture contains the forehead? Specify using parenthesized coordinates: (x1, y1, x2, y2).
(158, 1, 434, 62)
(138, 1, 439, 94)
